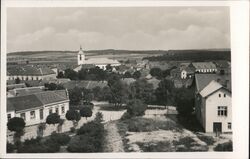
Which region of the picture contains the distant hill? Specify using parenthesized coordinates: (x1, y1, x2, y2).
(143, 49, 231, 62)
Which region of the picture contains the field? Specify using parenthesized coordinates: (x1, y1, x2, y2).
(7, 49, 230, 64)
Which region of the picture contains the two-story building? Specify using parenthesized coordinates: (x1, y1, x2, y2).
(191, 62, 217, 73)
(195, 74, 231, 133)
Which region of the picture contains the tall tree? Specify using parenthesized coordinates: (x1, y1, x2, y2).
(69, 87, 82, 105)
(64, 69, 78, 80)
(66, 110, 81, 127)
(129, 79, 155, 104)
(155, 79, 173, 106)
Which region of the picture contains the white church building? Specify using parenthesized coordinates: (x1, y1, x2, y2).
(74, 46, 121, 71)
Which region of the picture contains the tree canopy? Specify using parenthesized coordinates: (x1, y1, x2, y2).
(46, 113, 61, 125)
(7, 117, 25, 133)
(126, 99, 147, 116)
(80, 107, 93, 119)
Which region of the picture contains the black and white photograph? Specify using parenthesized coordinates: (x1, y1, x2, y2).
(0, 0, 249, 159)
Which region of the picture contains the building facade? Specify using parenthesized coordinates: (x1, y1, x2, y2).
(7, 90, 69, 126)
(195, 74, 232, 133)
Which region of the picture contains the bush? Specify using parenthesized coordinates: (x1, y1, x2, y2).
(67, 135, 99, 152)
(50, 132, 71, 145)
(23, 137, 41, 145)
(126, 99, 147, 117)
(197, 135, 215, 145)
(7, 142, 15, 153)
(121, 112, 132, 120)
(77, 121, 104, 138)
(137, 141, 172, 152)
(214, 140, 233, 151)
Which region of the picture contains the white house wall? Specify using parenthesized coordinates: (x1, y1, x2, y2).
(205, 89, 232, 132)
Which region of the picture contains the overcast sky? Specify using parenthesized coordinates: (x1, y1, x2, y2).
(7, 7, 230, 52)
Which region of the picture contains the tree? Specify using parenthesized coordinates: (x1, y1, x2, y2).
(105, 64, 112, 72)
(15, 78, 21, 84)
(155, 79, 173, 106)
(78, 68, 88, 80)
(64, 68, 78, 80)
(123, 71, 132, 78)
(109, 81, 129, 107)
(126, 99, 147, 116)
(82, 88, 94, 103)
(80, 107, 93, 119)
(94, 112, 103, 123)
(57, 71, 64, 78)
(129, 79, 155, 104)
(7, 117, 25, 142)
(132, 71, 141, 79)
(150, 67, 163, 78)
(92, 86, 101, 100)
(46, 113, 61, 125)
(69, 87, 82, 105)
(66, 110, 81, 127)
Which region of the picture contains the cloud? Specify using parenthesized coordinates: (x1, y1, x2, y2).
(7, 7, 230, 52)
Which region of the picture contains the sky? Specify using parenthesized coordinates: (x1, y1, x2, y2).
(7, 7, 230, 52)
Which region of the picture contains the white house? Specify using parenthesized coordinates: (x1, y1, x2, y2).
(7, 90, 69, 126)
(195, 74, 231, 133)
(75, 46, 121, 71)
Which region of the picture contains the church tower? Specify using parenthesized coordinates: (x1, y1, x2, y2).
(77, 45, 85, 65)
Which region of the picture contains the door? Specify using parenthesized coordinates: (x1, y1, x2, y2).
(213, 122, 222, 133)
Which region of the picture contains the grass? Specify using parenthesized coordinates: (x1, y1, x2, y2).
(125, 117, 183, 132)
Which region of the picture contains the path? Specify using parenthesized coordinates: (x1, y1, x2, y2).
(103, 121, 124, 152)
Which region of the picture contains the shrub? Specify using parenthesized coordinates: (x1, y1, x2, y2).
(23, 137, 42, 145)
(50, 132, 71, 145)
(66, 110, 81, 122)
(137, 141, 172, 152)
(121, 112, 132, 120)
(172, 136, 195, 149)
(67, 135, 99, 152)
(214, 140, 233, 151)
(7, 142, 15, 153)
(197, 135, 215, 145)
(77, 121, 104, 138)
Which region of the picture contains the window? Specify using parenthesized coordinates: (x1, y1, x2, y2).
(49, 109, 53, 115)
(61, 106, 65, 114)
(30, 111, 35, 119)
(80, 55, 82, 60)
(228, 122, 232, 129)
(55, 107, 59, 115)
(224, 94, 226, 97)
(7, 114, 11, 121)
(217, 106, 228, 116)
(219, 94, 221, 97)
(39, 109, 44, 120)
(36, 77, 39, 80)
(20, 113, 26, 121)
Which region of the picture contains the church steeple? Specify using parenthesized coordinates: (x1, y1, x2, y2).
(78, 45, 85, 65)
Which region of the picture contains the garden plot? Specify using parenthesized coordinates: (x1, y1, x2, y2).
(117, 117, 208, 152)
